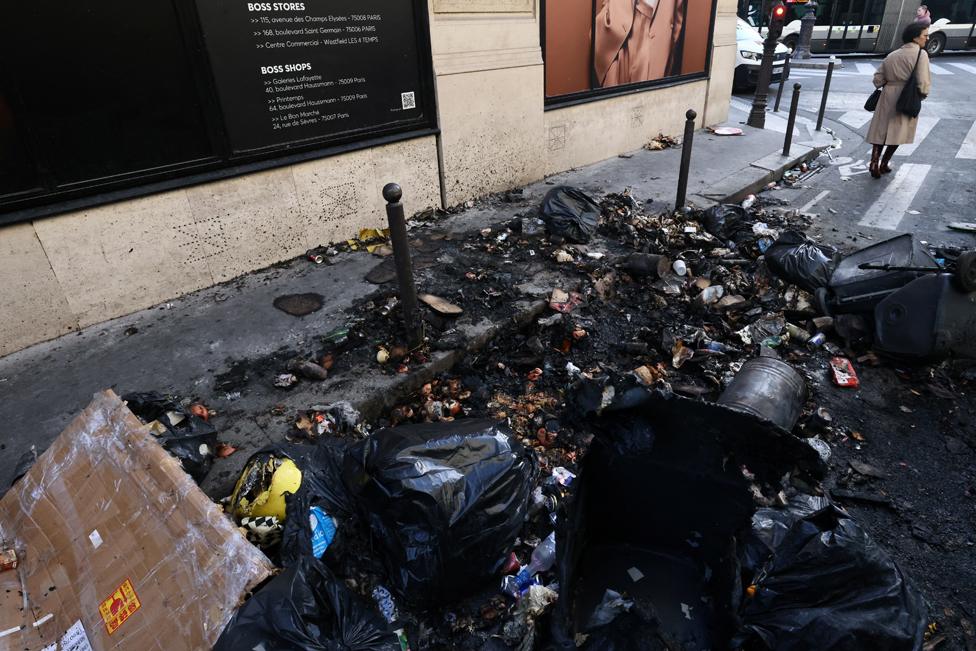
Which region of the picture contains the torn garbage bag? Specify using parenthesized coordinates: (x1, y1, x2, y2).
(736, 494, 926, 651)
(701, 204, 752, 244)
(214, 556, 401, 651)
(764, 231, 838, 293)
(122, 391, 217, 481)
(539, 186, 600, 243)
(228, 443, 350, 566)
(343, 419, 537, 606)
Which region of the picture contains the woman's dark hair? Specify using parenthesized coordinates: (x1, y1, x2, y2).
(903, 22, 927, 43)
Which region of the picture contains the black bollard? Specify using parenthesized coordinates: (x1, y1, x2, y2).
(674, 109, 697, 211)
(816, 57, 835, 131)
(382, 183, 423, 349)
(783, 83, 802, 156)
(774, 55, 791, 112)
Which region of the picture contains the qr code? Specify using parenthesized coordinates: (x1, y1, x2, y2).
(401, 91, 416, 110)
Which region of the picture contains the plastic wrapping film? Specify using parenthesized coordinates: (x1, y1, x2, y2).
(0, 390, 274, 651)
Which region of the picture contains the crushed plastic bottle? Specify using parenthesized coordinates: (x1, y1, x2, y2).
(372, 586, 412, 651)
(501, 532, 557, 599)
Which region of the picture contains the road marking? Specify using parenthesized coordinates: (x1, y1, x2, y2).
(730, 98, 752, 113)
(946, 61, 976, 75)
(838, 111, 872, 128)
(957, 121, 976, 159)
(800, 190, 830, 213)
(858, 163, 930, 230)
(928, 63, 954, 75)
(895, 116, 938, 156)
(855, 63, 877, 75)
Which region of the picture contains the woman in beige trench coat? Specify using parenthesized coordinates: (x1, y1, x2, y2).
(867, 23, 932, 178)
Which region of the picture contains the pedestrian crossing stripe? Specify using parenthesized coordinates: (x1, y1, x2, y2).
(958, 121, 976, 159)
(859, 163, 931, 230)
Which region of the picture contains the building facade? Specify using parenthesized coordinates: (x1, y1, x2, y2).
(0, 0, 736, 356)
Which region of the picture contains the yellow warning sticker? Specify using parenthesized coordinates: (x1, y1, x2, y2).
(98, 579, 141, 635)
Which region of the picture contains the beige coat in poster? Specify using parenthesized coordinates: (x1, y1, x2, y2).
(866, 43, 932, 146)
(594, 0, 686, 87)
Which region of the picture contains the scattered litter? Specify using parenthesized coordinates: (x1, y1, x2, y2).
(419, 293, 463, 315)
(830, 357, 860, 388)
(709, 126, 743, 136)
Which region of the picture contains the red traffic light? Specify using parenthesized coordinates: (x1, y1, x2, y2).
(772, 3, 787, 18)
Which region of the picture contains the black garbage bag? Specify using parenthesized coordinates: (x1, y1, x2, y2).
(764, 231, 838, 293)
(122, 392, 217, 482)
(228, 442, 352, 566)
(343, 419, 537, 606)
(539, 186, 600, 243)
(279, 443, 352, 567)
(701, 204, 752, 244)
(736, 494, 926, 651)
(214, 556, 401, 651)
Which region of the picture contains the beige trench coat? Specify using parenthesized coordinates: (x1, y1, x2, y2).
(866, 43, 932, 145)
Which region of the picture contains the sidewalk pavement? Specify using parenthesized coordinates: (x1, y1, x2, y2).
(0, 117, 833, 498)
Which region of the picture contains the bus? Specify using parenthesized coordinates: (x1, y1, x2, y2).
(739, 0, 976, 56)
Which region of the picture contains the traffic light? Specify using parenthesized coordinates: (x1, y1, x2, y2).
(768, 2, 788, 39)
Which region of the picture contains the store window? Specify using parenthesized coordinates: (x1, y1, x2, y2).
(0, 0, 436, 222)
(543, 0, 717, 104)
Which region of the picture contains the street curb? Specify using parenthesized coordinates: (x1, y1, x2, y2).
(724, 145, 825, 204)
(351, 299, 549, 423)
(699, 143, 828, 206)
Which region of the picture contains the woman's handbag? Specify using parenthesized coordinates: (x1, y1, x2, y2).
(864, 87, 882, 111)
(897, 48, 924, 118)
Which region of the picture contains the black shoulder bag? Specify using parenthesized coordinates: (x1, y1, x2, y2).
(897, 48, 924, 118)
(864, 87, 882, 111)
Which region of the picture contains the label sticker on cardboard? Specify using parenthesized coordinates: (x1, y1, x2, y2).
(41, 620, 94, 651)
(98, 579, 141, 634)
(88, 529, 103, 549)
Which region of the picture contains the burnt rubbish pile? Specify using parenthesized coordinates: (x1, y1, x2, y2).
(205, 186, 964, 650)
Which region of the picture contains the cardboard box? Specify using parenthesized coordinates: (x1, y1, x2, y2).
(0, 391, 274, 650)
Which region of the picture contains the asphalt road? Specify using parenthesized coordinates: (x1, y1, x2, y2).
(732, 51, 976, 252)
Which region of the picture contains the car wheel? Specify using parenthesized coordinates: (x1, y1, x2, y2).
(954, 251, 976, 292)
(782, 35, 798, 53)
(926, 32, 945, 56)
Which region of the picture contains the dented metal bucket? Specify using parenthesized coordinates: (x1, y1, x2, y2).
(717, 358, 807, 433)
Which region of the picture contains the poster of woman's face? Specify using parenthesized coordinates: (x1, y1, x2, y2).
(545, 0, 715, 98)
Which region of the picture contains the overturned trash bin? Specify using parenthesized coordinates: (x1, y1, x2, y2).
(343, 419, 537, 606)
(718, 357, 807, 433)
(816, 233, 939, 316)
(874, 273, 976, 360)
(548, 387, 824, 650)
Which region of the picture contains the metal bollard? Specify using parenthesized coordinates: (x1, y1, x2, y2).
(783, 83, 801, 156)
(816, 56, 835, 131)
(774, 55, 791, 112)
(382, 183, 423, 349)
(674, 109, 697, 211)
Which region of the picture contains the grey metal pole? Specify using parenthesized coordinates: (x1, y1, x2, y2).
(784, 83, 802, 156)
(795, 2, 817, 59)
(675, 109, 697, 210)
(383, 183, 423, 349)
(774, 54, 792, 112)
(816, 56, 835, 131)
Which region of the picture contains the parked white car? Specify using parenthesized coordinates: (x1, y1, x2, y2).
(735, 18, 792, 89)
